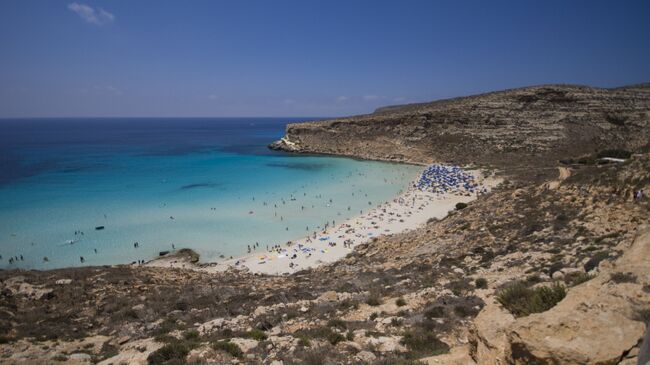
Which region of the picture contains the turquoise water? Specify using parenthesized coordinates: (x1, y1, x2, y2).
(0, 118, 419, 269)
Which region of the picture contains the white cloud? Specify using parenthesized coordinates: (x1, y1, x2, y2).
(363, 95, 380, 101)
(68, 3, 114, 25)
(336, 96, 349, 102)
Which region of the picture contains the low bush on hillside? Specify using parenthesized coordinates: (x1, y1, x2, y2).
(245, 329, 268, 341)
(566, 272, 595, 287)
(400, 328, 450, 358)
(212, 340, 243, 358)
(610, 272, 637, 284)
(366, 293, 383, 306)
(496, 281, 566, 317)
(475, 278, 488, 289)
(295, 326, 345, 345)
(455, 202, 468, 210)
(148, 341, 194, 364)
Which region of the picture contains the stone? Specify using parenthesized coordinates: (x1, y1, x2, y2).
(55, 279, 72, 285)
(364, 336, 407, 353)
(551, 271, 564, 280)
(356, 351, 376, 363)
(318, 290, 338, 302)
(67, 353, 92, 364)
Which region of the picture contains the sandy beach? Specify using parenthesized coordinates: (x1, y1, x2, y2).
(147, 165, 500, 275)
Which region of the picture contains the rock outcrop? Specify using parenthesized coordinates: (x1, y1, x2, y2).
(472, 227, 650, 365)
(271, 84, 650, 176)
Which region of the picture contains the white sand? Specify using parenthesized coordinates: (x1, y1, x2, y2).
(147, 168, 499, 275)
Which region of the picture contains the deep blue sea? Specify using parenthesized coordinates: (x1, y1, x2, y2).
(0, 118, 419, 269)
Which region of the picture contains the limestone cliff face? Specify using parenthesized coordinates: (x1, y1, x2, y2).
(270, 84, 650, 168)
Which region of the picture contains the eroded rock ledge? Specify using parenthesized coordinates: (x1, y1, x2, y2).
(271, 84, 650, 179)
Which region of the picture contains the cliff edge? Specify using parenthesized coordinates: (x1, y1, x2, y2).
(270, 84, 650, 179)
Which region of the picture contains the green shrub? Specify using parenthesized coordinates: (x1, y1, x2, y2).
(346, 331, 355, 341)
(183, 329, 199, 340)
(366, 294, 383, 306)
(326, 332, 345, 345)
(296, 327, 345, 346)
(245, 329, 268, 341)
(447, 278, 472, 296)
(475, 278, 488, 289)
(455, 202, 468, 210)
(148, 342, 191, 364)
(400, 328, 450, 358)
(567, 272, 595, 286)
(212, 340, 243, 358)
(496, 281, 566, 317)
(396, 297, 407, 307)
(326, 319, 346, 330)
(296, 335, 311, 347)
(369, 312, 379, 321)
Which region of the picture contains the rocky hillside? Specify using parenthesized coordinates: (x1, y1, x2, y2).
(270, 84, 650, 180)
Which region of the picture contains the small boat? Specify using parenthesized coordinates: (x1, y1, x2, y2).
(95, 226, 105, 230)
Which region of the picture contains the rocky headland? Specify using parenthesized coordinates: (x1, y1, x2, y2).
(1, 84, 649, 364)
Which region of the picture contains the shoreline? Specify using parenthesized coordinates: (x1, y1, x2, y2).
(146, 165, 501, 275)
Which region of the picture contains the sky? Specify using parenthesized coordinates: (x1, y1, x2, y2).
(0, 0, 649, 118)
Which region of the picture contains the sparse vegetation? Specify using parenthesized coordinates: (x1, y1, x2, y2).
(212, 340, 243, 358)
(326, 319, 347, 330)
(366, 293, 383, 306)
(496, 281, 566, 317)
(245, 329, 268, 341)
(148, 341, 193, 364)
(455, 202, 468, 210)
(400, 328, 450, 358)
(567, 272, 595, 286)
(396, 297, 407, 306)
(475, 277, 488, 289)
(610, 272, 637, 284)
(183, 329, 199, 340)
(295, 326, 345, 346)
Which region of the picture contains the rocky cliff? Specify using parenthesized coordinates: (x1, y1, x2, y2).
(270, 84, 650, 178)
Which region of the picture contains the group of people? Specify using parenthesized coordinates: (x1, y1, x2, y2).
(415, 164, 483, 195)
